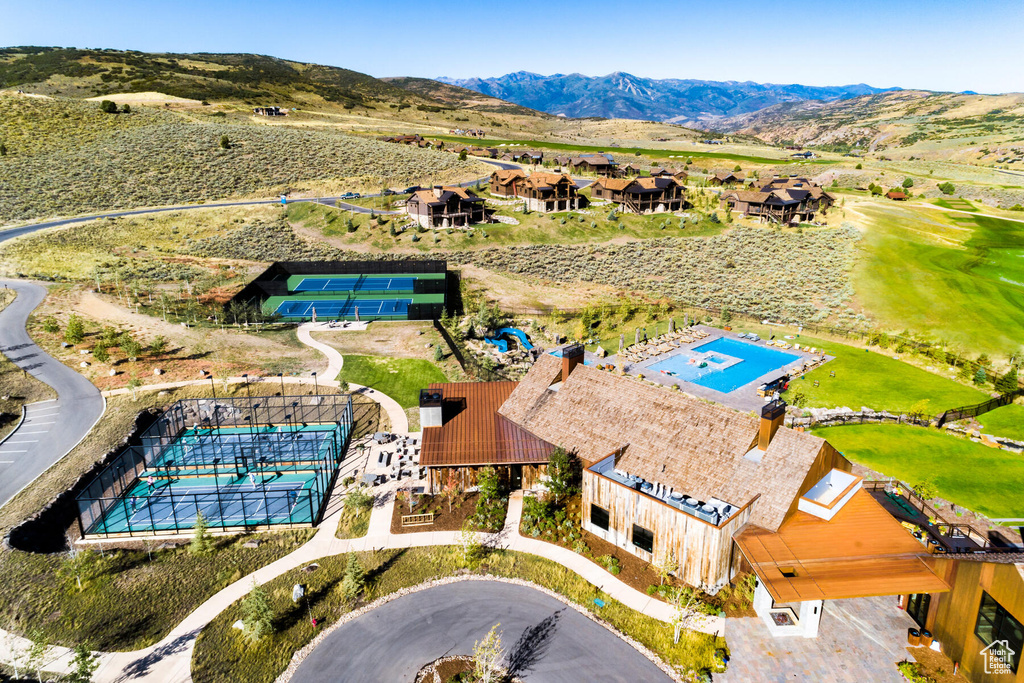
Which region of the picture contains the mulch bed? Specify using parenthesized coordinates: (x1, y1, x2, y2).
(906, 645, 970, 683)
(390, 492, 482, 535)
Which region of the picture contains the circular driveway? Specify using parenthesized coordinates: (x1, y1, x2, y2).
(291, 580, 672, 683)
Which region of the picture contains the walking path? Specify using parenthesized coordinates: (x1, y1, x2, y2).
(0, 488, 719, 682)
(0, 280, 105, 509)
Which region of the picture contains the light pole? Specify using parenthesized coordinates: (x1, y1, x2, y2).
(209, 374, 216, 400)
(278, 372, 285, 397)
(311, 371, 319, 397)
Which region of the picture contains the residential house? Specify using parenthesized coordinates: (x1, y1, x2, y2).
(378, 134, 425, 146)
(551, 155, 573, 168)
(589, 176, 686, 214)
(720, 177, 834, 223)
(569, 155, 620, 177)
(488, 171, 584, 212)
(405, 186, 488, 228)
(709, 171, 746, 186)
(512, 150, 544, 165)
(468, 147, 499, 159)
(622, 163, 643, 176)
(253, 106, 285, 116)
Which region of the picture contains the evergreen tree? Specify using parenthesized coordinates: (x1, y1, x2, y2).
(219, 135, 231, 149)
(241, 580, 274, 642)
(341, 554, 365, 601)
(546, 447, 579, 505)
(996, 366, 1019, 394)
(973, 367, 987, 385)
(190, 511, 213, 554)
(92, 342, 109, 364)
(64, 314, 85, 344)
(99, 100, 117, 114)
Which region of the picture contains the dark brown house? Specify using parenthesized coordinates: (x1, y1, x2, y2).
(569, 155, 620, 176)
(709, 170, 746, 186)
(405, 186, 487, 228)
(489, 169, 528, 197)
(590, 176, 686, 214)
(720, 176, 834, 223)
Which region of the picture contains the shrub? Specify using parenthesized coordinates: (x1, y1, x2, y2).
(121, 103, 131, 114)
(120, 334, 142, 360)
(902, 177, 914, 188)
(240, 580, 274, 642)
(149, 335, 167, 356)
(99, 100, 118, 114)
(855, 163, 862, 169)
(41, 316, 60, 333)
(938, 182, 955, 195)
(92, 342, 110, 363)
(219, 135, 230, 150)
(597, 555, 621, 575)
(64, 314, 85, 344)
(913, 480, 939, 502)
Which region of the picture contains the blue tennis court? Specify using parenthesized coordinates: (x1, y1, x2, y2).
(275, 298, 411, 318)
(95, 473, 317, 533)
(147, 424, 338, 472)
(293, 277, 416, 293)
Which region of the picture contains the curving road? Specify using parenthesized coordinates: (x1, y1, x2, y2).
(0, 280, 105, 508)
(290, 580, 672, 683)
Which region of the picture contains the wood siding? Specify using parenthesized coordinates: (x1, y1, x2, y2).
(582, 469, 752, 592)
(426, 463, 546, 494)
(926, 559, 1024, 682)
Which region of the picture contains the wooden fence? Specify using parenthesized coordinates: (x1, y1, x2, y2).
(401, 512, 434, 527)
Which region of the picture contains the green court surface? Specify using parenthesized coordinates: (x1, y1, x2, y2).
(147, 424, 339, 473)
(93, 471, 320, 535)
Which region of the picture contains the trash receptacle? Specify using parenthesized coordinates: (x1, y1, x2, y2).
(908, 628, 921, 646)
(920, 629, 933, 647)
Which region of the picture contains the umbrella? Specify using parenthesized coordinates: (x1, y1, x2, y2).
(311, 307, 317, 323)
(354, 305, 360, 322)
(668, 318, 675, 333)
(635, 328, 640, 345)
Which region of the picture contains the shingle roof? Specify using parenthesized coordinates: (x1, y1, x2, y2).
(491, 169, 527, 185)
(498, 355, 827, 531)
(591, 177, 633, 192)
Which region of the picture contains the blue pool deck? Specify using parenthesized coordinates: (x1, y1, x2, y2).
(610, 325, 833, 412)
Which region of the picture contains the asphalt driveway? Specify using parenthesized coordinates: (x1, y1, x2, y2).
(0, 280, 104, 508)
(290, 580, 672, 683)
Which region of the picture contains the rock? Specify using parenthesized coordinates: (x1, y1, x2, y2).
(79, 361, 90, 368)
(153, 368, 163, 376)
(157, 391, 169, 397)
(109, 369, 117, 377)
(232, 620, 245, 631)
(80, 349, 90, 355)
(302, 563, 319, 573)
(242, 540, 261, 549)
(416, 330, 424, 335)
(61, 342, 70, 348)
(425, 342, 433, 348)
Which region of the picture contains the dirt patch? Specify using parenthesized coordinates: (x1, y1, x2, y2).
(906, 645, 970, 683)
(457, 264, 622, 311)
(313, 321, 440, 359)
(391, 492, 482, 534)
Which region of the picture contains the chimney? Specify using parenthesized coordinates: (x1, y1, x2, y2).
(561, 342, 584, 381)
(433, 186, 443, 199)
(419, 389, 444, 428)
(758, 399, 786, 451)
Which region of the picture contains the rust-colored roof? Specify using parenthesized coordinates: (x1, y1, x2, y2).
(498, 355, 828, 531)
(591, 177, 633, 192)
(522, 172, 575, 190)
(420, 382, 555, 467)
(734, 489, 951, 602)
(491, 169, 527, 185)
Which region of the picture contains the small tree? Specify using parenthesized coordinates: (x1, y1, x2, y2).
(42, 316, 60, 333)
(719, 307, 732, 324)
(121, 334, 142, 360)
(92, 342, 109, 364)
(65, 644, 100, 683)
(190, 511, 213, 554)
(120, 103, 131, 114)
(241, 579, 274, 642)
(443, 469, 461, 514)
(65, 314, 85, 344)
(99, 100, 118, 114)
(669, 587, 701, 644)
(459, 522, 483, 568)
(902, 177, 914, 189)
(473, 623, 506, 683)
(433, 343, 444, 362)
(0, 142, 7, 156)
(126, 376, 142, 401)
(733, 164, 742, 172)
(150, 335, 167, 356)
(546, 447, 578, 505)
(996, 365, 1019, 394)
(913, 479, 939, 502)
(219, 135, 231, 149)
(459, 149, 468, 161)
(341, 553, 365, 601)
(973, 367, 987, 385)
(653, 550, 679, 586)
(25, 631, 51, 683)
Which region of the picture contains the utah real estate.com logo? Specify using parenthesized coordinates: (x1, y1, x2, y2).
(981, 639, 1015, 675)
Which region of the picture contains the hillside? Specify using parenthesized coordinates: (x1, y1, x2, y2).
(0, 94, 482, 222)
(439, 71, 893, 125)
(0, 47, 426, 108)
(382, 77, 549, 117)
(722, 90, 1024, 162)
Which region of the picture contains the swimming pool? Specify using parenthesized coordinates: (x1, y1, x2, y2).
(647, 337, 801, 393)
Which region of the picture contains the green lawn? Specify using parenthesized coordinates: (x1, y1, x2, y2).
(976, 403, 1024, 441)
(852, 202, 1024, 357)
(784, 336, 987, 413)
(813, 424, 1024, 518)
(338, 355, 448, 408)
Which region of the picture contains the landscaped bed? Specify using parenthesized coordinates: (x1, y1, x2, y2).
(390, 491, 489, 534)
(191, 546, 723, 683)
(812, 424, 1024, 519)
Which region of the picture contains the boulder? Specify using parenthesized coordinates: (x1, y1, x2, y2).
(79, 361, 89, 368)
(242, 539, 261, 549)
(153, 368, 163, 376)
(108, 369, 117, 377)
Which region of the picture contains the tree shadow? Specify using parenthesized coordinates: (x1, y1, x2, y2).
(115, 628, 198, 681)
(364, 548, 407, 583)
(504, 609, 562, 680)
(274, 578, 341, 632)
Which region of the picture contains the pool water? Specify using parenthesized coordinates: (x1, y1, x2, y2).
(647, 337, 801, 393)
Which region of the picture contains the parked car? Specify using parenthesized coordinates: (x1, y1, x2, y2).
(339, 192, 361, 200)
(402, 186, 420, 194)
(381, 188, 397, 196)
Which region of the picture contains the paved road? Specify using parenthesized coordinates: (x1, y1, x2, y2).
(0, 281, 104, 508)
(290, 580, 672, 683)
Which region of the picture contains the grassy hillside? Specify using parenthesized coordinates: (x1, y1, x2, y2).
(727, 90, 1024, 164)
(0, 94, 480, 222)
(382, 76, 548, 116)
(0, 47, 423, 107)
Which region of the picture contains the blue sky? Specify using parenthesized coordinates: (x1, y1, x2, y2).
(2, 0, 1022, 93)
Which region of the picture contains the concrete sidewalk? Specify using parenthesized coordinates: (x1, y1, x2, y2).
(0, 488, 719, 682)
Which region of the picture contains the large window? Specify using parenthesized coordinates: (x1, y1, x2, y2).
(632, 524, 654, 554)
(590, 504, 610, 531)
(975, 592, 1023, 673)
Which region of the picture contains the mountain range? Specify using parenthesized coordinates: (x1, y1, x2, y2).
(437, 71, 896, 126)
